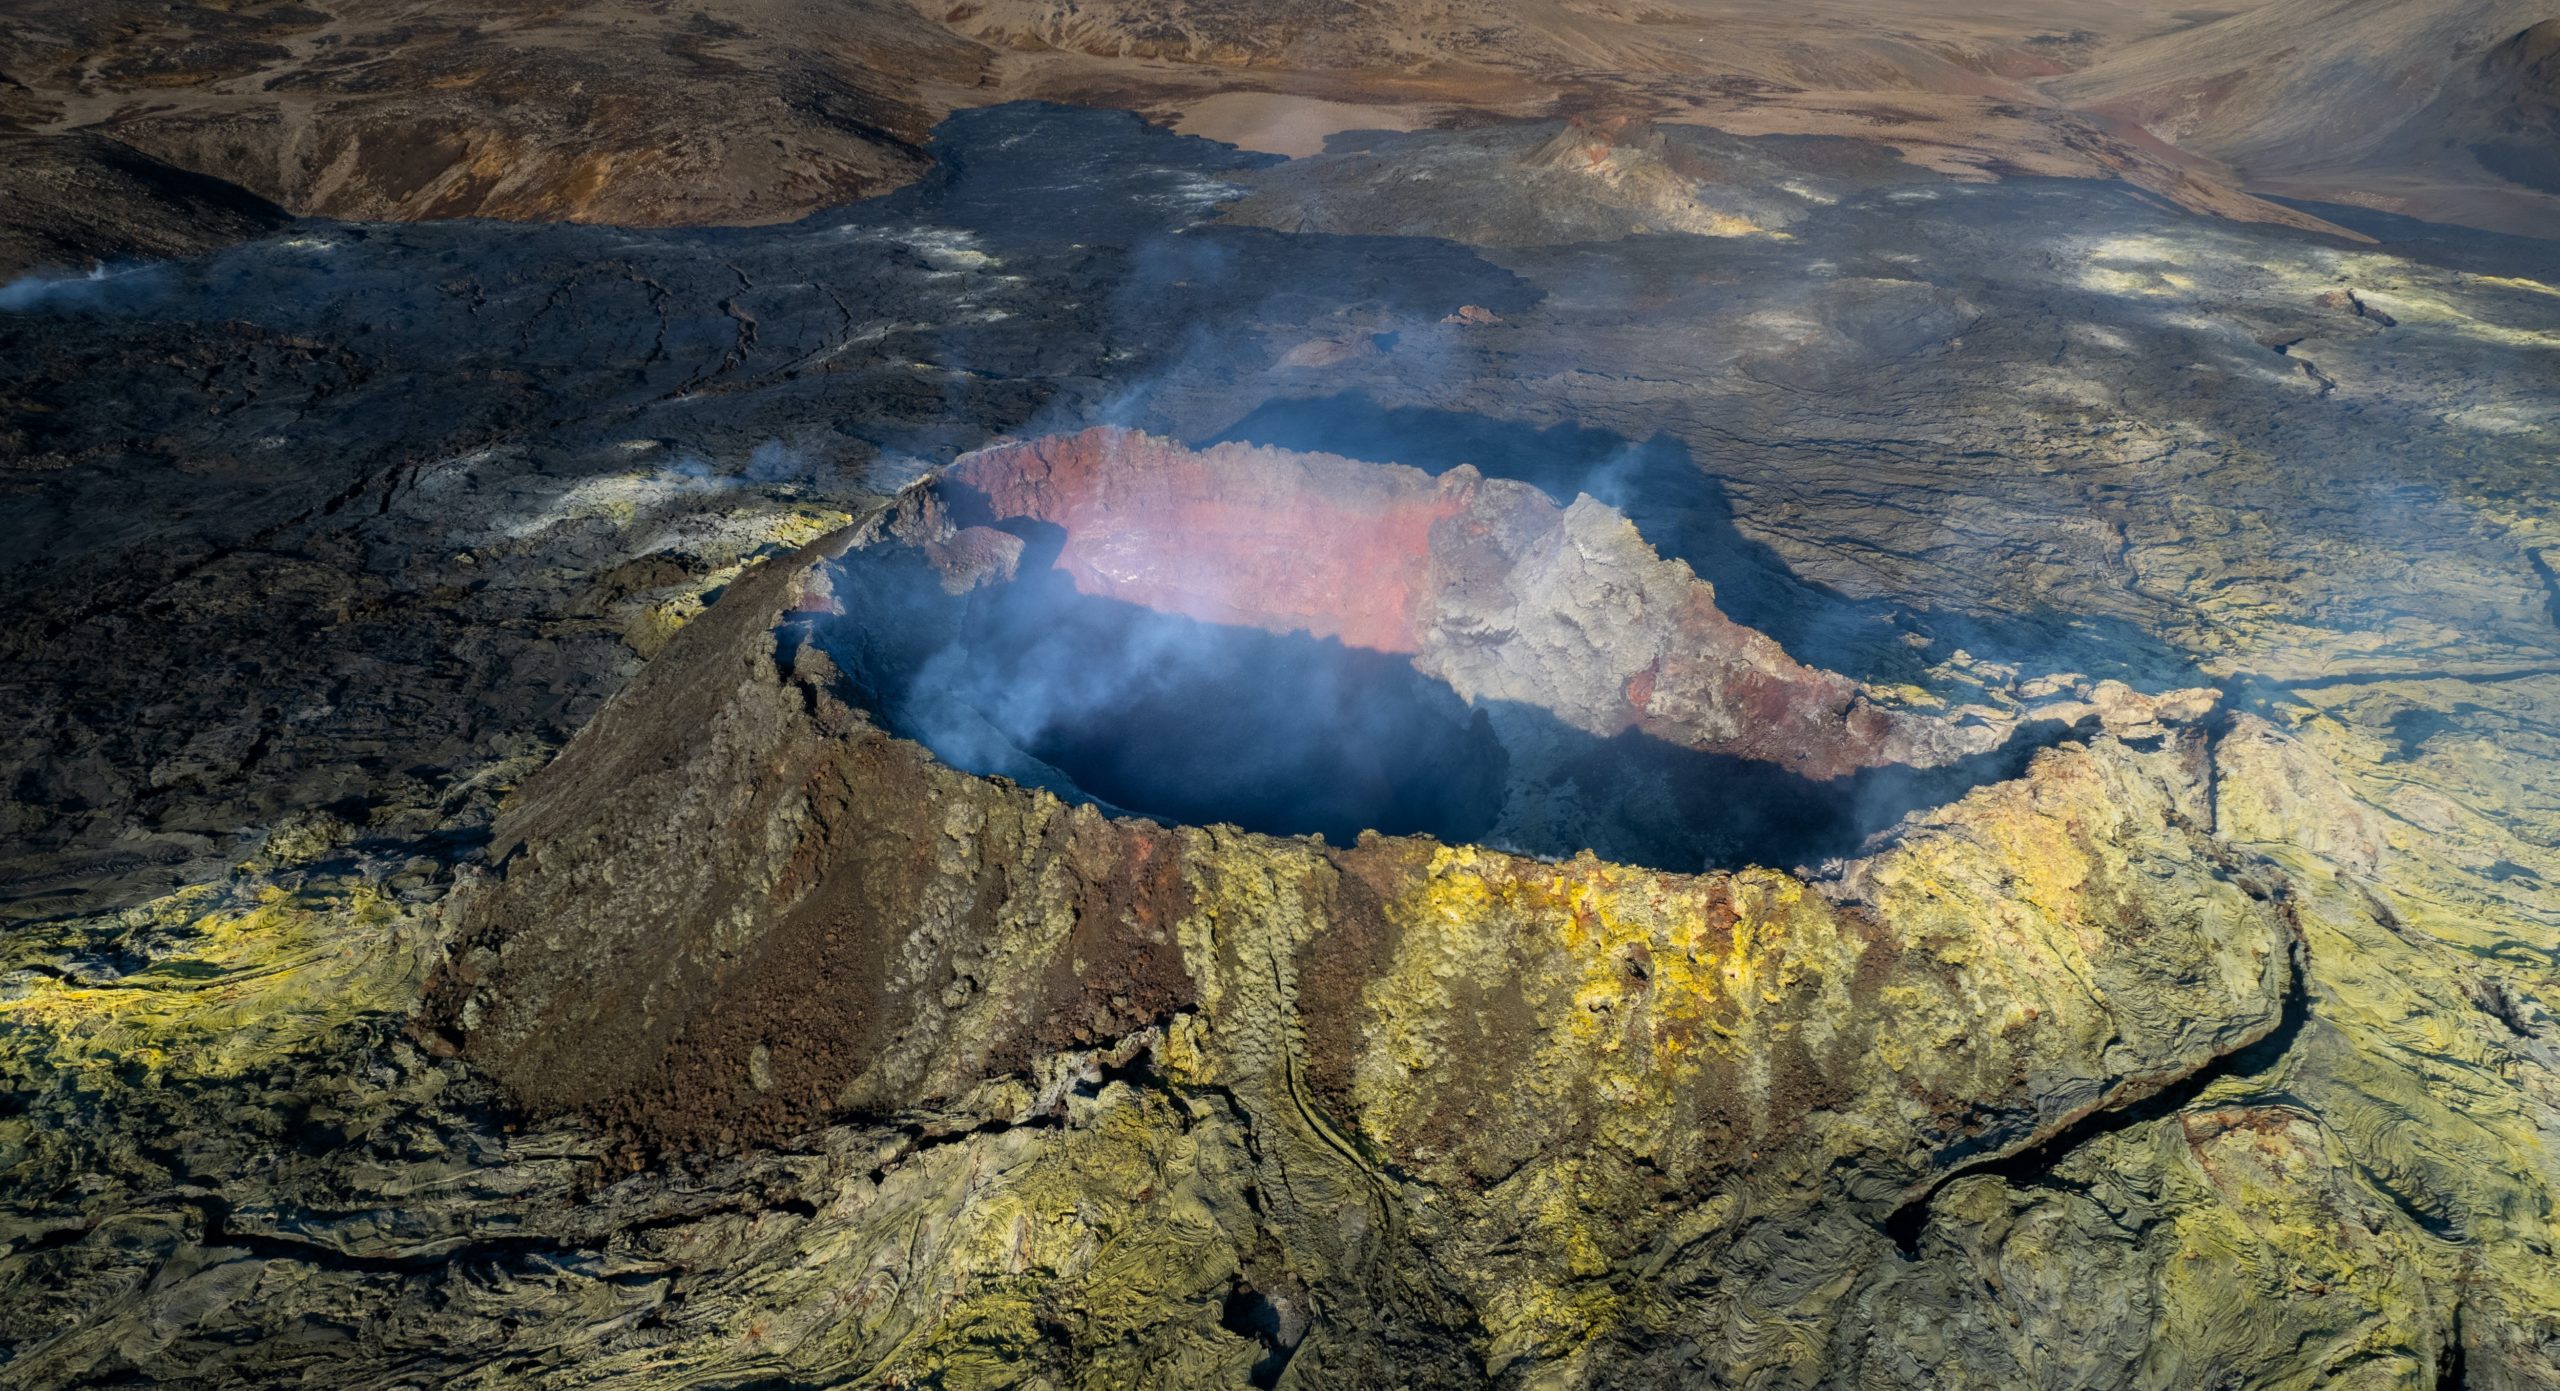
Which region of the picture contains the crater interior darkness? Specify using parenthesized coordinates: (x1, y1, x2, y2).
(863, 548, 1509, 848)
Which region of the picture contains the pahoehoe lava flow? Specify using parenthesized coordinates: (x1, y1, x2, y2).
(6, 6, 2560, 1389)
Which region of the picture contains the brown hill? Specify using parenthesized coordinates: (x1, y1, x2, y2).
(0, 0, 2375, 258)
(2049, 0, 2560, 233)
(0, 132, 287, 277)
(0, 0, 982, 233)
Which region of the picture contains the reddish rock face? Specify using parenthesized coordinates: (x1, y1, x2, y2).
(948, 428, 1467, 655)
(940, 426, 1963, 781)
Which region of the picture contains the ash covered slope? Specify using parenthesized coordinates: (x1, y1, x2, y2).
(0, 134, 288, 281)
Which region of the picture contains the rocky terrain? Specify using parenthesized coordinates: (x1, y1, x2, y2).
(3, 12, 2560, 1391)
(0, 0, 983, 259)
(13, 0, 2560, 280)
(427, 476, 2294, 1382)
(2053, 0, 2560, 236)
(0, 133, 288, 284)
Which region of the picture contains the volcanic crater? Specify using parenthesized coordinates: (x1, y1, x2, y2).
(817, 426, 2044, 872)
(426, 422, 2271, 1170)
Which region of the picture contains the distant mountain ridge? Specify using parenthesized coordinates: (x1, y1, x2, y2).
(2049, 0, 2560, 234)
(2, 0, 2555, 275)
